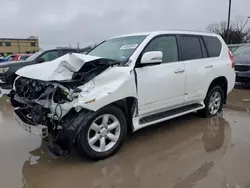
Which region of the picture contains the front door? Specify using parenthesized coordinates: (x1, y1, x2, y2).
(135, 35, 185, 115)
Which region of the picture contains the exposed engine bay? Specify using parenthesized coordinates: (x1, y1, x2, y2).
(10, 56, 121, 156)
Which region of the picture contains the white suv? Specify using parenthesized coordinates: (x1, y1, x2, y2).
(10, 31, 235, 160)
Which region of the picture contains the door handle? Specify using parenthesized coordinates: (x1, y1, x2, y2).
(205, 65, 213, 68)
(174, 69, 185, 74)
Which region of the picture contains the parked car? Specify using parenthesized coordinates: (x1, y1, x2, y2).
(0, 54, 30, 63)
(0, 55, 11, 63)
(233, 45, 250, 84)
(0, 48, 81, 95)
(10, 31, 235, 160)
(9, 54, 31, 61)
(0, 56, 5, 63)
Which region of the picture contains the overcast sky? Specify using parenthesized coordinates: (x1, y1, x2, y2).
(1, 0, 250, 49)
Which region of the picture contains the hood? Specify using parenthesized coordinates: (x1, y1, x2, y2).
(0, 60, 29, 67)
(234, 55, 250, 65)
(16, 53, 102, 81)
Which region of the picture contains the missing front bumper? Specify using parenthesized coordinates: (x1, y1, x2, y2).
(14, 111, 48, 138)
(0, 87, 11, 96)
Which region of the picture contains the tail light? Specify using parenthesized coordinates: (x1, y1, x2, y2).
(228, 50, 235, 68)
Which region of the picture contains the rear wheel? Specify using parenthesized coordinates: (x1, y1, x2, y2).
(77, 105, 127, 160)
(198, 86, 224, 117)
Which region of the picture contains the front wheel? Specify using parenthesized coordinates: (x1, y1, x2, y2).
(197, 86, 224, 118)
(77, 105, 127, 160)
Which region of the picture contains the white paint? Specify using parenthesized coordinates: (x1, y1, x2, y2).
(73, 66, 137, 111)
(136, 61, 185, 115)
(16, 53, 101, 81)
(184, 36, 235, 104)
(14, 30, 236, 133)
(140, 51, 163, 64)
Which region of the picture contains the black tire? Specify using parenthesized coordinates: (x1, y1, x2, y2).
(77, 105, 127, 160)
(197, 86, 224, 118)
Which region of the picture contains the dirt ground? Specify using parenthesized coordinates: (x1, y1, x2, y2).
(1, 88, 250, 188)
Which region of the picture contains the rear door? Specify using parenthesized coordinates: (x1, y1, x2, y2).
(136, 35, 186, 115)
(178, 35, 208, 103)
(179, 35, 221, 103)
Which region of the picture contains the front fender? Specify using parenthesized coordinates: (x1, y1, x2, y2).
(74, 67, 137, 111)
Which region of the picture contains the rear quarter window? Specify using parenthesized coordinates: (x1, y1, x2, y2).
(203, 36, 222, 57)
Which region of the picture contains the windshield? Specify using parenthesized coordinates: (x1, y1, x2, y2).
(233, 46, 250, 56)
(26, 51, 43, 61)
(88, 35, 147, 62)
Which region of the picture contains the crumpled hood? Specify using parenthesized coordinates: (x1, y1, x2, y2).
(16, 53, 101, 81)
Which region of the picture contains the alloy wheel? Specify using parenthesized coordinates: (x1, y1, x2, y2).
(208, 91, 222, 115)
(87, 114, 121, 152)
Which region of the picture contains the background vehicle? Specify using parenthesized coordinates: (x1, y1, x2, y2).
(0, 54, 13, 63)
(8, 54, 31, 61)
(233, 46, 250, 84)
(0, 56, 5, 63)
(11, 31, 235, 160)
(0, 48, 81, 95)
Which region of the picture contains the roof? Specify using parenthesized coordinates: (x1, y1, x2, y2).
(112, 30, 218, 39)
(0, 38, 38, 41)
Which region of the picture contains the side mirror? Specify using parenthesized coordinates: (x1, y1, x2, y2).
(141, 51, 163, 65)
(38, 58, 45, 63)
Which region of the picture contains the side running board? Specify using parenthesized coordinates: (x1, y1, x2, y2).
(139, 104, 204, 125)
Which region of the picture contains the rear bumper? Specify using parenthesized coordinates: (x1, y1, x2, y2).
(236, 71, 250, 83)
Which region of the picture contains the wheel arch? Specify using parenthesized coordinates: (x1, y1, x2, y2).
(107, 97, 138, 133)
(207, 76, 228, 103)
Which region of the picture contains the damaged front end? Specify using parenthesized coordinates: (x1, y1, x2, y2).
(11, 54, 121, 156)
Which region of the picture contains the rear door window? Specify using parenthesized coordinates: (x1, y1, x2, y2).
(203, 36, 222, 57)
(179, 35, 202, 61)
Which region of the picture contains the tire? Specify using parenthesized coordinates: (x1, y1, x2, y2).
(77, 105, 127, 160)
(197, 86, 224, 118)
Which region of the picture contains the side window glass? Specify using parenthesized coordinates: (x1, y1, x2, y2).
(40, 51, 59, 62)
(180, 35, 202, 61)
(242, 46, 250, 55)
(203, 36, 222, 57)
(143, 36, 178, 63)
(199, 38, 208, 58)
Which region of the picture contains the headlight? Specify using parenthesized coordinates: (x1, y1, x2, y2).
(78, 80, 95, 93)
(0, 67, 9, 73)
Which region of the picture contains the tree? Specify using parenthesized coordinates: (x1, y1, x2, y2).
(207, 19, 250, 44)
